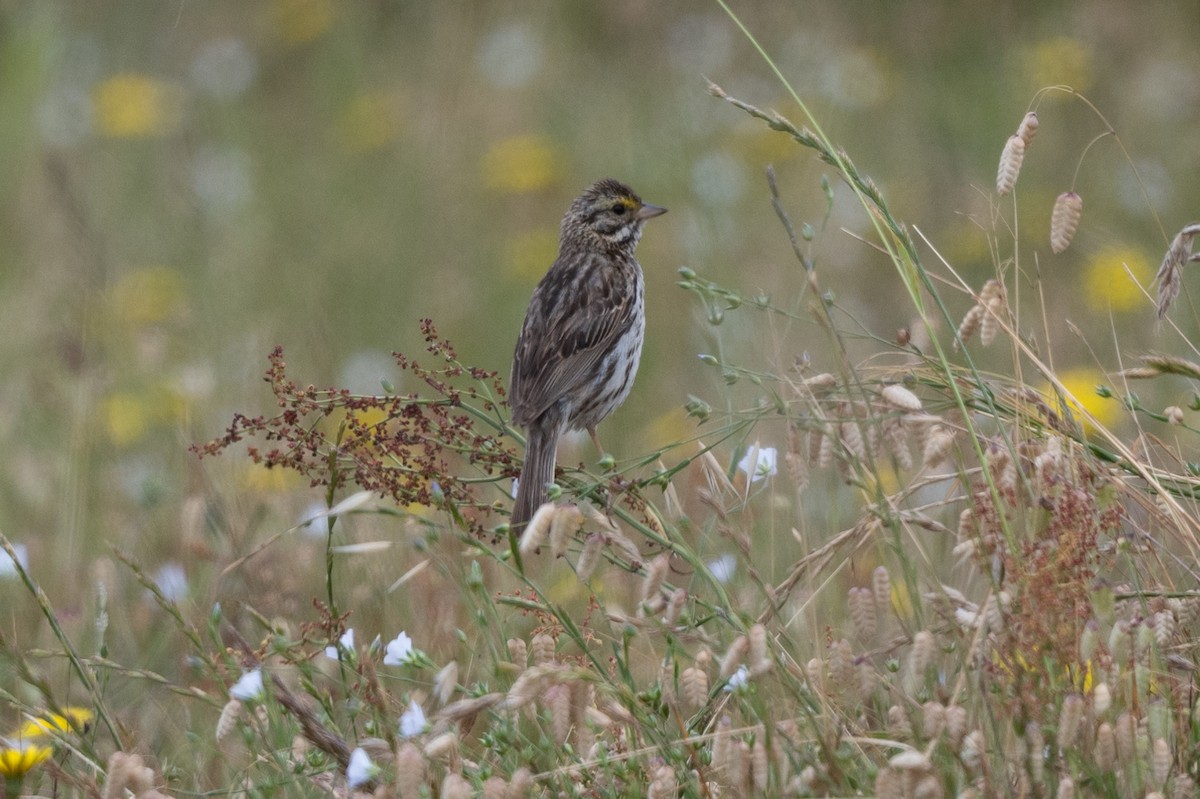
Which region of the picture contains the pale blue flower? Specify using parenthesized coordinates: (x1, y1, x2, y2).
(737, 443, 777, 483)
(383, 631, 415, 666)
(724, 665, 750, 693)
(346, 747, 378, 788)
(230, 668, 264, 701)
(399, 699, 427, 738)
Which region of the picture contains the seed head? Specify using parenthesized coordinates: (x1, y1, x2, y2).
(1017, 111, 1039, 145)
(997, 134, 1026, 195)
(1050, 192, 1083, 253)
(1155, 224, 1200, 318)
(882, 383, 922, 412)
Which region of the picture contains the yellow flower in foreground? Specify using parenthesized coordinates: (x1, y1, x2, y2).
(94, 74, 177, 138)
(482, 134, 564, 193)
(17, 707, 94, 739)
(0, 743, 51, 778)
(1083, 247, 1151, 312)
(1055, 368, 1120, 431)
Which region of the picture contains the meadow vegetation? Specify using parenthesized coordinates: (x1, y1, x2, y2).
(2, 4, 1200, 799)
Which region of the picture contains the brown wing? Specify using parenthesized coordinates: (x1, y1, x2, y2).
(510, 251, 637, 427)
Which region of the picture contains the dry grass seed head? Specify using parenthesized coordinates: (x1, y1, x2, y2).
(944, 705, 968, 747)
(394, 743, 426, 799)
(955, 302, 985, 348)
(750, 737, 769, 793)
(979, 294, 1006, 346)
(1094, 721, 1116, 771)
(719, 634, 750, 678)
(882, 383, 922, 412)
(1050, 192, 1083, 254)
(1056, 777, 1075, 799)
(662, 586, 687, 626)
(544, 683, 572, 744)
(518, 503, 555, 555)
(848, 586, 877, 639)
(1025, 721, 1045, 785)
(647, 765, 677, 799)
(530, 633, 555, 665)
(960, 730, 986, 773)
(882, 418, 914, 471)
(574, 532, 604, 581)
(481, 776, 508, 799)
(215, 699, 242, 744)
(548, 505, 583, 559)
(681, 666, 709, 711)
(507, 767, 533, 799)
(639, 553, 670, 610)
(887, 704, 912, 738)
(441, 773, 472, 799)
(872, 566, 892, 618)
(1058, 694, 1084, 749)
(711, 716, 733, 777)
(1155, 224, 1200, 318)
(906, 630, 936, 692)
(506, 637, 527, 667)
(921, 424, 956, 470)
(434, 661, 459, 706)
(828, 639, 856, 702)
(748, 623, 769, 670)
(922, 701, 946, 741)
(1152, 737, 1172, 787)
(103, 752, 139, 799)
(1018, 110, 1039, 145)
(996, 134, 1026, 195)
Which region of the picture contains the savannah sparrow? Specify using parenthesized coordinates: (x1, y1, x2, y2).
(509, 178, 667, 530)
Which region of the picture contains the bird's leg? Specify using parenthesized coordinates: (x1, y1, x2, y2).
(587, 426, 606, 458)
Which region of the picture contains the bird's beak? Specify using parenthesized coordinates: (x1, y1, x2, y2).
(637, 203, 668, 220)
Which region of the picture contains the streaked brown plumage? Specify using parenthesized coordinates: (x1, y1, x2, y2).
(509, 178, 666, 530)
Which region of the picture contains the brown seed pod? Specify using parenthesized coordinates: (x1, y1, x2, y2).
(996, 134, 1026, 195)
(1050, 191, 1083, 253)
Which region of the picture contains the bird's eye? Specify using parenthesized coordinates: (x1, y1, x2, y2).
(612, 203, 627, 215)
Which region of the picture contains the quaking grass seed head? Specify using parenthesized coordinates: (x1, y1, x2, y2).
(1050, 191, 1083, 253)
(996, 134, 1026, 195)
(1017, 110, 1039, 145)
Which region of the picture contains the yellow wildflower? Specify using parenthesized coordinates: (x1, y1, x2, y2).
(0, 743, 51, 777)
(94, 74, 178, 138)
(17, 707, 94, 739)
(481, 134, 564, 193)
(1055, 368, 1120, 432)
(1083, 247, 1151, 313)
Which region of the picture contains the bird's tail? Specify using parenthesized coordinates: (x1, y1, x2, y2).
(511, 425, 558, 531)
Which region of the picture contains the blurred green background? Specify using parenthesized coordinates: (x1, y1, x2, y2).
(2, 0, 1198, 670)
